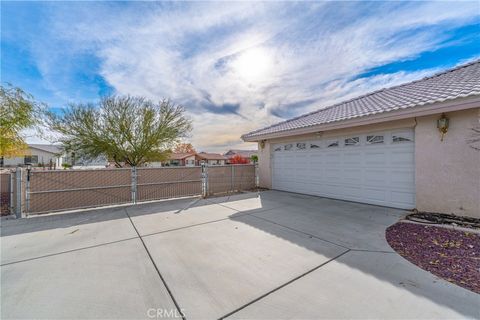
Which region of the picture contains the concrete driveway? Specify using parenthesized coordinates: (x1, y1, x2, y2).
(1, 191, 478, 319)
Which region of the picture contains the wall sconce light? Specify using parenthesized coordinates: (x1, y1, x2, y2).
(259, 140, 266, 149)
(437, 113, 449, 141)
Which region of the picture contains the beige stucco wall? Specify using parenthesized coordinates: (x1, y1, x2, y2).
(257, 140, 273, 189)
(415, 108, 480, 218)
(256, 109, 480, 218)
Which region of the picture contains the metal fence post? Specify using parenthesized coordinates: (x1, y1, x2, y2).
(15, 168, 24, 218)
(201, 161, 207, 197)
(9, 172, 14, 214)
(25, 166, 31, 214)
(255, 162, 259, 188)
(231, 165, 234, 193)
(131, 166, 137, 204)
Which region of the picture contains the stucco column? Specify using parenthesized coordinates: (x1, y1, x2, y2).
(257, 141, 272, 189)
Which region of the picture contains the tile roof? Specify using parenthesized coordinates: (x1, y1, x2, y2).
(196, 152, 228, 160)
(169, 153, 195, 160)
(243, 60, 480, 140)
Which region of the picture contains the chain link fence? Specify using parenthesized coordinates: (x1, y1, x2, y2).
(207, 165, 256, 196)
(0, 172, 12, 215)
(27, 168, 132, 214)
(8, 164, 257, 216)
(136, 167, 203, 202)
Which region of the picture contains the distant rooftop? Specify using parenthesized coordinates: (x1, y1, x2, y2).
(29, 144, 63, 154)
(197, 152, 228, 160)
(169, 153, 195, 160)
(224, 149, 258, 157)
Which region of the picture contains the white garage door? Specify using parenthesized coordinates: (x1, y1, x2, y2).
(271, 129, 415, 209)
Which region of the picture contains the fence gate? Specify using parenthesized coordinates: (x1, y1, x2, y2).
(19, 164, 256, 215)
(135, 167, 203, 202)
(206, 164, 257, 196)
(26, 168, 132, 214)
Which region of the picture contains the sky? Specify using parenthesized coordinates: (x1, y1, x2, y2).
(1, 1, 480, 152)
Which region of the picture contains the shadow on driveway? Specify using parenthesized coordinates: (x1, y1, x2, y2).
(1, 190, 478, 319)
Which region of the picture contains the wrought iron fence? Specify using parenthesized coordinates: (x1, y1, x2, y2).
(11, 164, 257, 216)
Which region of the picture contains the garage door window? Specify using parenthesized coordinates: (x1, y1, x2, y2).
(274, 146, 282, 152)
(392, 133, 413, 143)
(284, 144, 293, 151)
(367, 135, 384, 144)
(327, 141, 339, 148)
(310, 142, 320, 149)
(296, 143, 306, 150)
(344, 137, 360, 146)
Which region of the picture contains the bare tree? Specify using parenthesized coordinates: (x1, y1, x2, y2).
(173, 142, 196, 154)
(49, 96, 192, 167)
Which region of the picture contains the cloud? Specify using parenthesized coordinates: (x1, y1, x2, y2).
(11, 1, 480, 152)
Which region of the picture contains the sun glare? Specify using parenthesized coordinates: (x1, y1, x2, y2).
(232, 48, 272, 82)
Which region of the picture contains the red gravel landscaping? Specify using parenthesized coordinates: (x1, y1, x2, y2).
(386, 222, 480, 294)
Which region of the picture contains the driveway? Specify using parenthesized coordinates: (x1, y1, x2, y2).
(1, 191, 478, 319)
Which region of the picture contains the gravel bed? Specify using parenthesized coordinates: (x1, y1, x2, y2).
(386, 221, 480, 294)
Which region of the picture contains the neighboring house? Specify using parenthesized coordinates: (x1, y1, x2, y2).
(159, 152, 227, 166)
(0, 144, 65, 168)
(242, 60, 480, 218)
(72, 155, 108, 169)
(224, 149, 258, 164)
(161, 153, 197, 167)
(196, 152, 227, 166)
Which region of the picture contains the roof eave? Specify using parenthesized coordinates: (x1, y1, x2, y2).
(242, 95, 480, 142)
(28, 146, 63, 155)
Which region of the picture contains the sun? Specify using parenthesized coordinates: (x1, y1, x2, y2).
(232, 47, 272, 82)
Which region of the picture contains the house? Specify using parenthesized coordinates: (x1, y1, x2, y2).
(0, 144, 65, 168)
(72, 155, 108, 169)
(224, 149, 258, 164)
(161, 152, 227, 166)
(196, 152, 227, 166)
(242, 60, 480, 218)
(162, 153, 197, 167)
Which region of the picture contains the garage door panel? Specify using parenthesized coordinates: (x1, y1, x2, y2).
(365, 151, 387, 166)
(343, 169, 362, 183)
(390, 170, 415, 188)
(325, 153, 341, 165)
(309, 153, 323, 165)
(343, 152, 362, 165)
(363, 188, 387, 202)
(295, 156, 309, 167)
(364, 169, 388, 186)
(308, 170, 323, 180)
(390, 150, 415, 166)
(322, 183, 343, 197)
(341, 185, 363, 198)
(324, 169, 342, 182)
(390, 190, 415, 206)
(272, 129, 415, 209)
